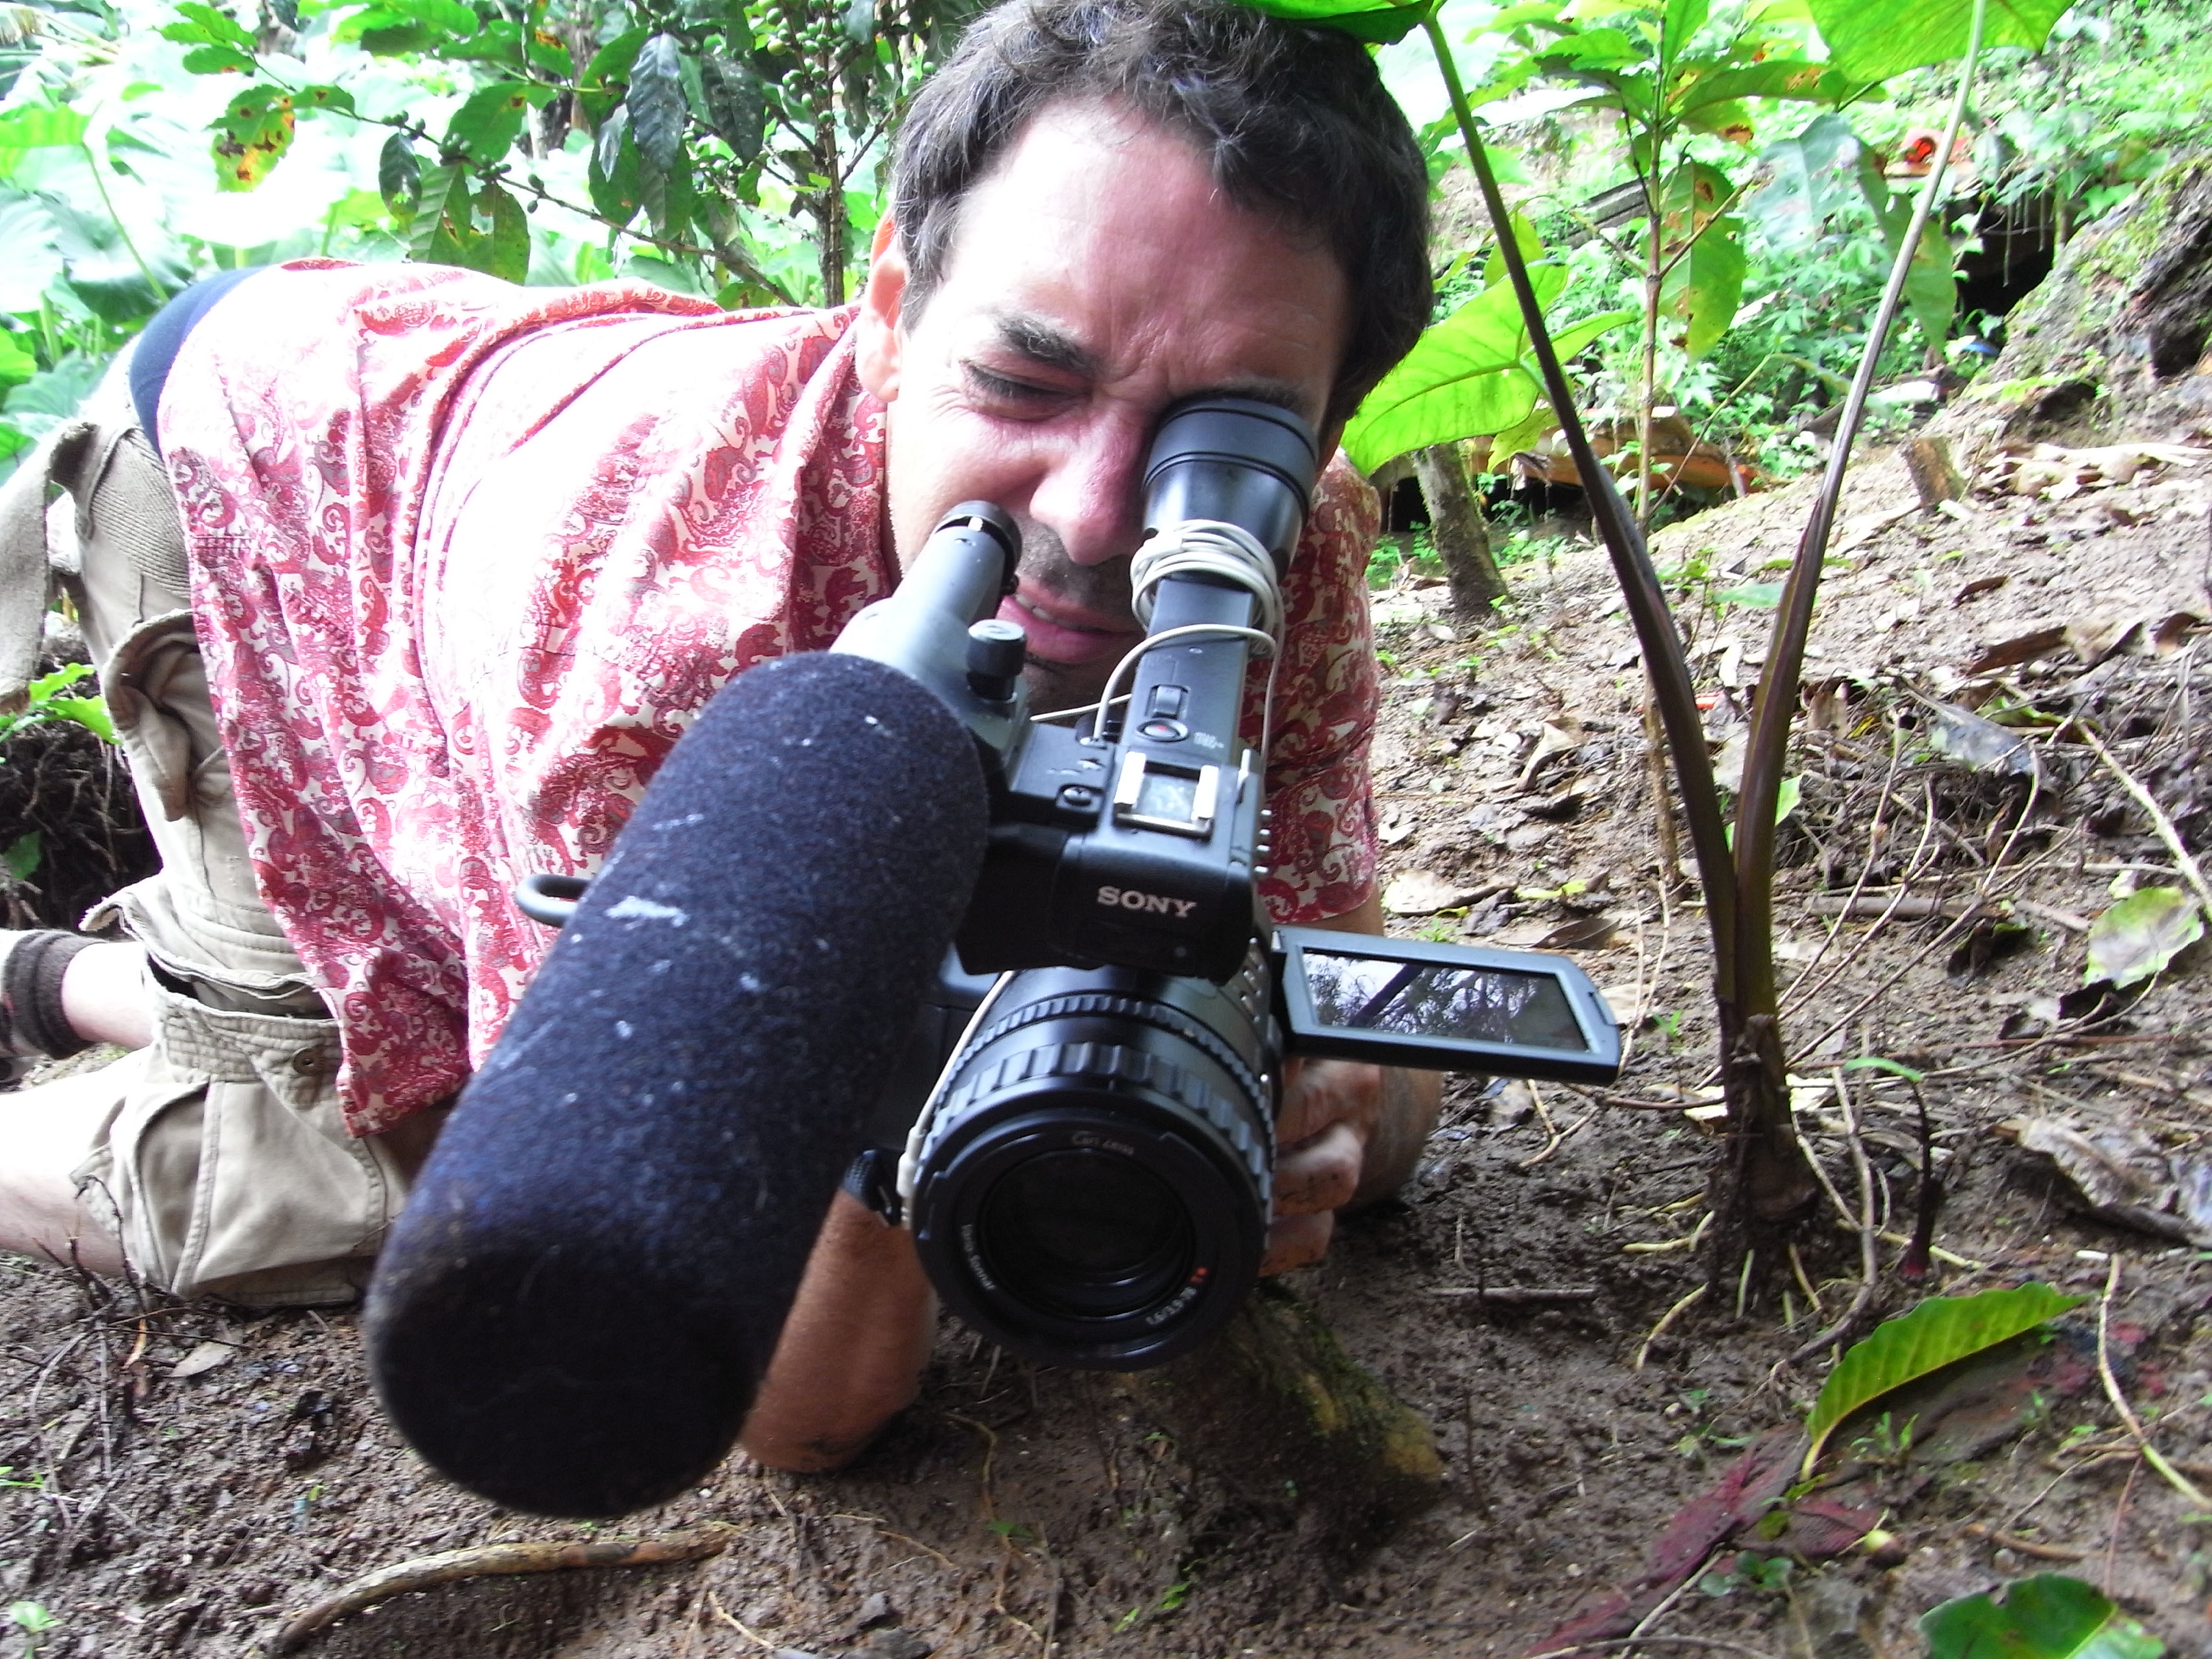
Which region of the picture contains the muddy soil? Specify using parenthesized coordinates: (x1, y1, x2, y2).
(4, 430, 2212, 1659)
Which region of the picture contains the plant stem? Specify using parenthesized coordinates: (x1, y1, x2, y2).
(1421, 13, 1739, 994)
(1731, 0, 1989, 1022)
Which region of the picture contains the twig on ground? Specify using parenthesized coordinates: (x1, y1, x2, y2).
(1788, 1243, 1826, 1321)
(2080, 726, 2212, 913)
(1990, 1529, 2088, 1562)
(2096, 1256, 2211, 1509)
(264, 1524, 738, 1654)
(708, 1590, 780, 1651)
(1780, 718, 1906, 1010)
(1634, 1285, 1707, 1372)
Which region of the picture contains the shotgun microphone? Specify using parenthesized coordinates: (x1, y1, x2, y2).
(366, 650, 988, 1517)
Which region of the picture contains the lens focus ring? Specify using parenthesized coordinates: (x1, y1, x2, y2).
(921, 1037, 1270, 1208)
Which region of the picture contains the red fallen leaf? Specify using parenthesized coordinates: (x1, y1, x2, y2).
(1527, 1429, 1801, 1655)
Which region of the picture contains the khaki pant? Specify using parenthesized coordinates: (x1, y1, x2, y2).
(0, 358, 441, 1305)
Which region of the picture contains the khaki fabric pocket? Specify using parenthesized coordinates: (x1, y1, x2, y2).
(72, 984, 429, 1307)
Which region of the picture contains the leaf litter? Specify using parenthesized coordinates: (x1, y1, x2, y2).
(7, 438, 2212, 1656)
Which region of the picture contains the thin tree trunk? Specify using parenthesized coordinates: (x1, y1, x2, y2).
(1411, 443, 1506, 621)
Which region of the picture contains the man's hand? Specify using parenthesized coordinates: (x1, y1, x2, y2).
(1260, 897, 1443, 1276)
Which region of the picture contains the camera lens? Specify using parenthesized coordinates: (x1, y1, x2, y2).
(979, 1151, 1191, 1318)
(908, 961, 1275, 1369)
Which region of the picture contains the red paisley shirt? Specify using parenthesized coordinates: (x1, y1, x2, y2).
(160, 262, 1380, 1136)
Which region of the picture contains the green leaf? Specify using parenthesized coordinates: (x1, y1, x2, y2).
(477, 181, 529, 283)
(181, 43, 257, 73)
(587, 113, 642, 230)
(1803, 1284, 2085, 1475)
(1858, 149, 1957, 349)
(697, 56, 768, 165)
(0, 332, 32, 391)
(1921, 1574, 2164, 1659)
(1660, 0, 1708, 59)
(0, 107, 89, 150)
(1550, 307, 1638, 358)
(1241, 0, 1435, 44)
(45, 695, 115, 743)
(161, 1, 257, 49)
(378, 129, 420, 220)
(1747, 111, 1860, 252)
(628, 33, 687, 176)
(297, 84, 357, 118)
(1773, 773, 1801, 825)
(1341, 275, 1560, 471)
(578, 26, 649, 130)
(443, 80, 544, 167)
(1671, 58, 1847, 115)
(2, 831, 39, 882)
(2085, 887, 2204, 990)
(1842, 1054, 1926, 1083)
(1808, 0, 2070, 84)
(1660, 218, 1743, 357)
(1714, 580, 1781, 608)
(407, 161, 464, 260)
(212, 88, 295, 190)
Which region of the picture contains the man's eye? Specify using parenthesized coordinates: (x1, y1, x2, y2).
(965, 365, 1065, 406)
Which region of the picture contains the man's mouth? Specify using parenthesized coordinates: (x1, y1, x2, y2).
(997, 583, 1142, 668)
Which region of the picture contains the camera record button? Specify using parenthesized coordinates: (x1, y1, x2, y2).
(1138, 719, 1188, 742)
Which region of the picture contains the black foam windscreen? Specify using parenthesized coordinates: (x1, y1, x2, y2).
(366, 651, 988, 1518)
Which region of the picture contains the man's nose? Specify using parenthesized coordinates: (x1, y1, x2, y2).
(1026, 415, 1147, 566)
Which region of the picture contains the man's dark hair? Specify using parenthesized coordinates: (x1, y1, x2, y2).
(891, 0, 1431, 427)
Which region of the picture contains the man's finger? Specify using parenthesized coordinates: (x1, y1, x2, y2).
(1260, 1209, 1332, 1276)
(1272, 1120, 1361, 1216)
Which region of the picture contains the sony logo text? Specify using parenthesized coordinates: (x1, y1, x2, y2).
(1095, 886, 1198, 919)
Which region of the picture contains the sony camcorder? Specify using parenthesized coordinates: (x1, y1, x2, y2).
(817, 396, 1623, 1370)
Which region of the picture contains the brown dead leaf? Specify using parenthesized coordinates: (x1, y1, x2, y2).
(2150, 611, 2207, 655)
(2000, 1115, 2212, 1245)
(1534, 915, 1618, 950)
(1965, 625, 2066, 675)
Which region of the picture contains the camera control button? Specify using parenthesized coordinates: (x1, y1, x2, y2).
(1145, 684, 1188, 719)
(1138, 718, 1188, 742)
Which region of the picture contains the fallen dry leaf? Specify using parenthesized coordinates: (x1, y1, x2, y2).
(2000, 1116, 2212, 1245)
(1381, 870, 1491, 916)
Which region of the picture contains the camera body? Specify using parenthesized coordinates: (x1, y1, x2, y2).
(827, 398, 1622, 1369)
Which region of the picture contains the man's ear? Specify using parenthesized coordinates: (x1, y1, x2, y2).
(856, 214, 907, 403)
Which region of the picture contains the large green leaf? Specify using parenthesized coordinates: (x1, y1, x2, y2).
(0, 106, 89, 152)
(1341, 268, 1568, 471)
(1803, 1284, 2085, 1475)
(1746, 110, 1859, 252)
(406, 161, 464, 260)
(1240, 0, 1436, 44)
(1921, 1575, 2163, 1659)
(697, 55, 768, 164)
(1806, 0, 2068, 84)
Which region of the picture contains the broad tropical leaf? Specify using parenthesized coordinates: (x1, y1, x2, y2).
(1746, 111, 1860, 252)
(0, 106, 89, 151)
(1806, 0, 2068, 84)
(1921, 1575, 2163, 1659)
(2085, 887, 2204, 989)
(1803, 1284, 2084, 1475)
(1241, 0, 1435, 45)
(1342, 268, 1567, 471)
(1855, 152, 1955, 348)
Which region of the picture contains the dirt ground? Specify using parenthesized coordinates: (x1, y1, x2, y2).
(5, 417, 2212, 1658)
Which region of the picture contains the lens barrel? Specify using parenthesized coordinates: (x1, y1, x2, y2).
(1142, 397, 1319, 572)
(908, 962, 1275, 1368)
